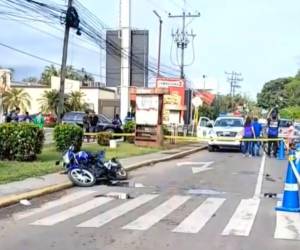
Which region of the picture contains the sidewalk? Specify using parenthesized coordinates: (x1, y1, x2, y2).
(0, 144, 206, 206)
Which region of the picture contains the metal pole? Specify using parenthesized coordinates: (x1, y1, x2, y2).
(57, 0, 72, 123)
(180, 12, 186, 79)
(153, 11, 162, 78)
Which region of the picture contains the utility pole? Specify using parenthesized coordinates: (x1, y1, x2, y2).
(225, 71, 243, 111)
(153, 10, 162, 78)
(57, 0, 73, 123)
(169, 12, 200, 79)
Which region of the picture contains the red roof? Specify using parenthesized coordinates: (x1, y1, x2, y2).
(194, 91, 215, 106)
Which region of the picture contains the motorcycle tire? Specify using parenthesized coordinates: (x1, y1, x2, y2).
(68, 168, 96, 187)
(115, 167, 128, 180)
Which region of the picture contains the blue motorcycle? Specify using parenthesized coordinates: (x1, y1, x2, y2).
(57, 146, 127, 187)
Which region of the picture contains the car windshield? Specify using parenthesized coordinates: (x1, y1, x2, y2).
(279, 120, 291, 128)
(214, 118, 243, 127)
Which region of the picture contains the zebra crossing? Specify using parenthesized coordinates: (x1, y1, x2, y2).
(13, 190, 300, 241)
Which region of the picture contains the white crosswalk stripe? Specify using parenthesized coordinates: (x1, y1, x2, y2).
(222, 198, 260, 236)
(173, 197, 225, 234)
(123, 195, 190, 231)
(31, 197, 113, 226)
(14, 190, 96, 220)
(19, 192, 300, 241)
(274, 211, 300, 240)
(77, 194, 158, 228)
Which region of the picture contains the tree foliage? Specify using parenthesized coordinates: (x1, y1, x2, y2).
(40, 65, 94, 86)
(3, 88, 31, 111)
(67, 91, 88, 111)
(280, 106, 300, 120)
(257, 78, 291, 109)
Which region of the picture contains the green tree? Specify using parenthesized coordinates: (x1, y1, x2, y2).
(39, 90, 69, 115)
(3, 88, 31, 111)
(67, 91, 88, 111)
(284, 78, 300, 106)
(257, 78, 290, 109)
(280, 106, 300, 120)
(40, 65, 94, 86)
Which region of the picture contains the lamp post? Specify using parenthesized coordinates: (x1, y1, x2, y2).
(153, 10, 162, 78)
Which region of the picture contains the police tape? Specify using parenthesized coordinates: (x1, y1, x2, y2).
(163, 135, 284, 142)
(84, 132, 134, 137)
(83, 132, 285, 143)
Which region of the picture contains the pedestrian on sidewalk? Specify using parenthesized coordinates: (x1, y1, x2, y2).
(252, 117, 262, 156)
(33, 112, 45, 129)
(242, 116, 255, 157)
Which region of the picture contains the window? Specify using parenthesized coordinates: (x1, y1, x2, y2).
(214, 118, 243, 127)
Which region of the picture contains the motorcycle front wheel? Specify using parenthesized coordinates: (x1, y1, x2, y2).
(68, 168, 96, 187)
(115, 167, 128, 180)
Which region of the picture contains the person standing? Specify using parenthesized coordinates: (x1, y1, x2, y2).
(252, 117, 262, 156)
(112, 114, 122, 127)
(83, 110, 90, 142)
(243, 116, 255, 157)
(89, 111, 99, 141)
(267, 108, 280, 157)
(33, 112, 45, 129)
(22, 111, 32, 123)
(287, 121, 295, 151)
(6, 107, 20, 123)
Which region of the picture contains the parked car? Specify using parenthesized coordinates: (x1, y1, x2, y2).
(62, 111, 122, 133)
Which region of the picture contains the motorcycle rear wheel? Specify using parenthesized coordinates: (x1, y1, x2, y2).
(68, 168, 96, 187)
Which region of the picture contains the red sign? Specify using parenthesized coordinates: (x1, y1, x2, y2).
(156, 78, 186, 124)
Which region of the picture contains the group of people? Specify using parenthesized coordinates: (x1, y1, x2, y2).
(4, 107, 45, 128)
(242, 107, 295, 157)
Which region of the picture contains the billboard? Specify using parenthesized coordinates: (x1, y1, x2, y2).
(136, 95, 159, 125)
(156, 78, 185, 124)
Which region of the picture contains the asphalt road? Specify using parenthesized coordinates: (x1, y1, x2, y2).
(0, 149, 299, 250)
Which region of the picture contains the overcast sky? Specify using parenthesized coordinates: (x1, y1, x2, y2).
(1, 0, 300, 99)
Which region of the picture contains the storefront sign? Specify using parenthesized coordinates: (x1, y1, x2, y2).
(136, 95, 159, 125)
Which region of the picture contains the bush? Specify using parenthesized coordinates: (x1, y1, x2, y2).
(53, 124, 83, 152)
(123, 120, 135, 143)
(97, 132, 113, 146)
(163, 125, 171, 135)
(0, 123, 45, 161)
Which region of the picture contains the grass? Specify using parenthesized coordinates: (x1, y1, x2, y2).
(0, 143, 159, 184)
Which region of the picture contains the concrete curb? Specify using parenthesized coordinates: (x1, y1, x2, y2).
(0, 182, 73, 209)
(0, 145, 206, 208)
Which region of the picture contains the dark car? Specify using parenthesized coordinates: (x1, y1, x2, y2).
(62, 112, 122, 133)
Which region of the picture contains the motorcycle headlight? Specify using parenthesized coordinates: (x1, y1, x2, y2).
(63, 153, 70, 164)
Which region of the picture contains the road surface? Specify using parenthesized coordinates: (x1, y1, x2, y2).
(0, 149, 299, 250)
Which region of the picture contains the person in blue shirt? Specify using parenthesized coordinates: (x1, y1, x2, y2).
(267, 108, 280, 157)
(252, 117, 262, 156)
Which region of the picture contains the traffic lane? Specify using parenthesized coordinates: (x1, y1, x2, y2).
(129, 149, 263, 198)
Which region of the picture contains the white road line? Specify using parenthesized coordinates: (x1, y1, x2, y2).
(253, 154, 266, 199)
(222, 198, 260, 236)
(31, 197, 113, 226)
(14, 190, 96, 220)
(274, 211, 300, 240)
(77, 194, 158, 228)
(173, 197, 225, 234)
(123, 195, 190, 231)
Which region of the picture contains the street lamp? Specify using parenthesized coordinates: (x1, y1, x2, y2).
(153, 10, 162, 78)
(202, 74, 207, 90)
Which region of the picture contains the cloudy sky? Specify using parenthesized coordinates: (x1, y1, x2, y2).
(1, 0, 300, 99)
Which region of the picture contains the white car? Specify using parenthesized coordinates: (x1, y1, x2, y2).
(207, 116, 244, 152)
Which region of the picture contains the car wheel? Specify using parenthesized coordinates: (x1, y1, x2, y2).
(105, 128, 115, 134)
(208, 145, 214, 152)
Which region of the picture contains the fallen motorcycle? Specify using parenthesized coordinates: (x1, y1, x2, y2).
(56, 146, 128, 187)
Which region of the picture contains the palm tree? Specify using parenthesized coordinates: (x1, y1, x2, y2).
(40, 65, 59, 85)
(3, 88, 31, 112)
(67, 91, 88, 111)
(39, 90, 69, 115)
